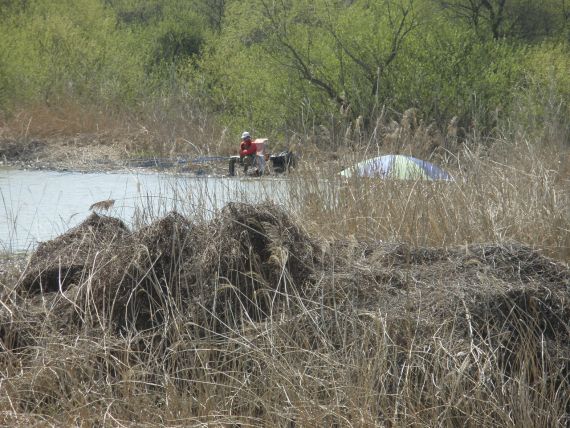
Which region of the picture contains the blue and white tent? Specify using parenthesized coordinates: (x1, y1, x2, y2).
(340, 155, 453, 181)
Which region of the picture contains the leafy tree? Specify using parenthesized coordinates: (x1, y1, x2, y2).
(433, 0, 569, 40)
(391, 21, 525, 127)
(255, 0, 420, 119)
(148, 26, 204, 69)
(0, 0, 567, 144)
(193, 0, 226, 33)
(195, 0, 422, 137)
(0, 0, 149, 107)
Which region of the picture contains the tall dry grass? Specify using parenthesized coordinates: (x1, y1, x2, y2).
(1, 222, 569, 427)
(1, 106, 569, 426)
(288, 123, 570, 264)
(0, 99, 231, 159)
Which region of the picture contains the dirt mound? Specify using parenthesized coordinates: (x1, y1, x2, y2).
(2, 203, 570, 423)
(321, 240, 570, 384)
(80, 211, 200, 330)
(0, 135, 129, 172)
(377, 241, 569, 284)
(324, 240, 569, 330)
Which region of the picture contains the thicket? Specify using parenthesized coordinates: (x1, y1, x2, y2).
(0, 0, 568, 146)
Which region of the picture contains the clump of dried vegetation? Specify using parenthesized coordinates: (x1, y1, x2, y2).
(1, 196, 569, 425)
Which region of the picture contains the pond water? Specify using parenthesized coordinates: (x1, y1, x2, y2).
(0, 167, 291, 252)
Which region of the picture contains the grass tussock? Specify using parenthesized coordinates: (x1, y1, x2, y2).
(1, 202, 569, 426)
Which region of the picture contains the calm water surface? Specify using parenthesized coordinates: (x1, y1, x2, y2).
(0, 167, 290, 252)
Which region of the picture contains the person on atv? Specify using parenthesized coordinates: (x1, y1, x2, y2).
(239, 131, 258, 174)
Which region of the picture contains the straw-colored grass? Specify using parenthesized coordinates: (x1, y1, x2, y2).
(0, 100, 231, 159)
(290, 134, 570, 263)
(1, 111, 569, 426)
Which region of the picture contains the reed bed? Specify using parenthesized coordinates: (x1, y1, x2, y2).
(289, 135, 569, 263)
(0, 129, 569, 426)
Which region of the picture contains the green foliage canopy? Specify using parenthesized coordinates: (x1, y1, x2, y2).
(0, 0, 567, 142)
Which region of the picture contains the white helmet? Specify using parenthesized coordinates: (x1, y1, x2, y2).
(241, 131, 251, 140)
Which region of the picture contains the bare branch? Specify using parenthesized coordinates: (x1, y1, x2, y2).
(257, 0, 418, 114)
(259, 0, 344, 106)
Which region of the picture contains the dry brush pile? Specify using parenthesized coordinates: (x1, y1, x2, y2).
(0, 202, 569, 426)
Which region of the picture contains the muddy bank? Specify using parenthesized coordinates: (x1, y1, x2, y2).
(0, 136, 230, 175)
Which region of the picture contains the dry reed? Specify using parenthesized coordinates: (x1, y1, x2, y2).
(1, 196, 568, 426)
(1, 107, 569, 426)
